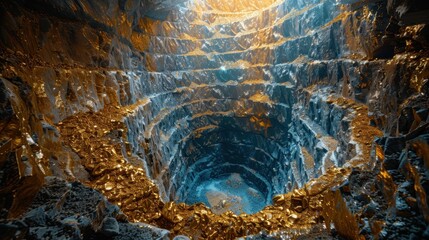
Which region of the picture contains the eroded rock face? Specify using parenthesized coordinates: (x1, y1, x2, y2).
(0, 0, 428, 239)
(0, 176, 169, 239)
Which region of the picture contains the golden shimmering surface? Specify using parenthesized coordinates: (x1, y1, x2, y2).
(56, 96, 382, 239)
(326, 96, 383, 166)
(191, 0, 278, 13)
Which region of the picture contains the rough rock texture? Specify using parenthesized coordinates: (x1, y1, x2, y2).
(0, 0, 428, 239)
(0, 176, 169, 239)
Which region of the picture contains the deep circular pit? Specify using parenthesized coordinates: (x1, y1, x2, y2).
(172, 116, 291, 215)
(133, 85, 297, 214)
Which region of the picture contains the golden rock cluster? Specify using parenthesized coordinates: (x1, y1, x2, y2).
(56, 97, 381, 238)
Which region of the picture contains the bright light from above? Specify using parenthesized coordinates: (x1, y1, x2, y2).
(189, 0, 278, 13)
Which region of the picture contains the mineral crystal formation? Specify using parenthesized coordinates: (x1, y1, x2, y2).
(0, 0, 428, 239)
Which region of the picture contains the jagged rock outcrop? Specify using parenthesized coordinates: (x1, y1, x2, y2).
(0, 0, 428, 239)
(1, 176, 169, 239)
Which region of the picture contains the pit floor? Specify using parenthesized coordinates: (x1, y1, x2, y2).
(186, 173, 267, 214)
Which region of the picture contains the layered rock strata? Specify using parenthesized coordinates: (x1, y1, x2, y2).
(0, 0, 428, 239)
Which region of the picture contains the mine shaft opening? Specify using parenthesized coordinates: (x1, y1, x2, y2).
(140, 96, 295, 214)
(168, 117, 292, 214)
(3, 0, 428, 238)
(173, 125, 287, 215)
(119, 0, 345, 221)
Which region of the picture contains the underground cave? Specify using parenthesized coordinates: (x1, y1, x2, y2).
(1, 0, 429, 239)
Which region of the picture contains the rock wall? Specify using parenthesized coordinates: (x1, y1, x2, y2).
(0, 0, 146, 216)
(0, 0, 428, 239)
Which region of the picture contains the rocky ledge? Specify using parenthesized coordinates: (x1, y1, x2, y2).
(0, 0, 429, 239)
